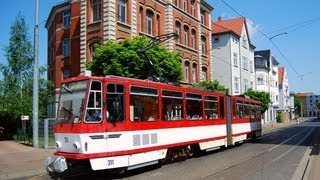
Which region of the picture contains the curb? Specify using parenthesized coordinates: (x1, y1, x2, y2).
(291, 147, 312, 180)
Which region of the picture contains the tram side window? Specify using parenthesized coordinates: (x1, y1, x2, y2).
(186, 93, 203, 120)
(244, 103, 250, 118)
(250, 104, 256, 118)
(130, 86, 159, 122)
(162, 90, 183, 121)
(256, 105, 261, 118)
(205, 96, 218, 119)
(236, 101, 243, 118)
(106, 84, 124, 122)
(85, 81, 102, 122)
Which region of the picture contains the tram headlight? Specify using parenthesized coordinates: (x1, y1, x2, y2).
(73, 142, 81, 150)
(55, 141, 62, 149)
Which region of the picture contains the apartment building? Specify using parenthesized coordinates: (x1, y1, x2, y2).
(45, 0, 213, 117)
(211, 17, 256, 95)
(278, 67, 293, 121)
(306, 94, 320, 117)
(254, 50, 279, 123)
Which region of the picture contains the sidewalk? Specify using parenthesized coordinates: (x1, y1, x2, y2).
(0, 141, 54, 179)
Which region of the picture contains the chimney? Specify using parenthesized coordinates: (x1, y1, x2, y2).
(218, 17, 222, 22)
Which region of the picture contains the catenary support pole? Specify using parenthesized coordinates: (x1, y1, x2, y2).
(33, 0, 39, 148)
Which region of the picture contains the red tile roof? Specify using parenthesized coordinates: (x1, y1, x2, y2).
(278, 67, 284, 84)
(212, 17, 246, 37)
(296, 93, 309, 97)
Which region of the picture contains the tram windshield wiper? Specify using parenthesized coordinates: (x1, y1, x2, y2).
(62, 84, 72, 94)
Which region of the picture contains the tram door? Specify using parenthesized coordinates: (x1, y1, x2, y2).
(225, 96, 233, 146)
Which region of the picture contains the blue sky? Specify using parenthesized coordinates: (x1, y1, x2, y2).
(1, 0, 319, 94)
(209, 0, 320, 94)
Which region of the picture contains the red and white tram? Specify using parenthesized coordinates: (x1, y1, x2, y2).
(46, 75, 261, 175)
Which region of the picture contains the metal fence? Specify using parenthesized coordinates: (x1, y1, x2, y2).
(16, 118, 56, 149)
(41, 118, 56, 149)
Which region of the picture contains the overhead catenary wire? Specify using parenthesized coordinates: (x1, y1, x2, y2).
(251, 16, 320, 39)
(219, 0, 303, 80)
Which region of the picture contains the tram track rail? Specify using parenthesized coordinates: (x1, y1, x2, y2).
(202, 125, 316, 179)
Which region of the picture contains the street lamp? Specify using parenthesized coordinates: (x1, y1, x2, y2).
(269, 32, 287, 40)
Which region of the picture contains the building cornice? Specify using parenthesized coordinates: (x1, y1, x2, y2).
(45, 1, 70, 29)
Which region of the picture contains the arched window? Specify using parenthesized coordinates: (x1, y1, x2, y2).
(184, 61, 190, 83)
(146, 10, 153, 35)
(175, 21, 181, 43)
(191, 0, 195, 16)
(191, 29, 196, 49)
(201, 66, 207, 81)
(184, 25, 189, 46)
(89, 42, 100, 60)
(92, 0, 101, 22)
(201, 35, 207, 55)
(157, 14, 160, 35)
(192, 63, 197, 83)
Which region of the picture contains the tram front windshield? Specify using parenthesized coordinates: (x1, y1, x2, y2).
(57, 80, 87, 124)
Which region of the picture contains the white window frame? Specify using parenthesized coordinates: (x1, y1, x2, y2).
(184, 64, 190, 83)
(62, 38, 70, 57)
(63, 9, 70, 27)
(201, 37, 206, 55)
(191, 2, 195, 16)
(184, 27, 188, 46)
(242, 56, 248, 70)
(146, 11, 153, 35)
(249, 60, 253, 72)
(234, 77, 239, 92)
(191, 30, 195, 49)
(243, 79, 249, 92)
(200, 11, 205, 25)
(257, 77, 264, 85)
(92, 0, 101, 22)
(183, 0, 187, 11)
(201, 69, 207, 81)
(233, 52, 238, 67)
(118, 0, 126, 23)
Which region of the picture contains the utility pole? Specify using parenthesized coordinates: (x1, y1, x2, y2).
(32, 0, 39, 148)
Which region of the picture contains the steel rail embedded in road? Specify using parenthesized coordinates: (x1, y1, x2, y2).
(202, 125, 315, 179)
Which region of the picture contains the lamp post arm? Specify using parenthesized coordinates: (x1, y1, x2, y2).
(269, 32, 287, 40)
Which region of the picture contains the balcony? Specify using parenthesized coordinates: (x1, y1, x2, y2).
(254, 58, 270, 71)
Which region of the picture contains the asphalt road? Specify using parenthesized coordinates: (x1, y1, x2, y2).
(30, 118, 320, 180)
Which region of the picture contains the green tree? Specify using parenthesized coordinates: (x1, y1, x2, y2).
(243, 88, 271, 114)
(294, 95, 302, 116)
(87, 36, 182, 82)
(0, 13, 52, 139)
(316, 102, 320, 111)
(192, 80, 229, 94)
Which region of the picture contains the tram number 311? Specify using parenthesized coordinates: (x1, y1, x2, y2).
(108, 160, 114, 166)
